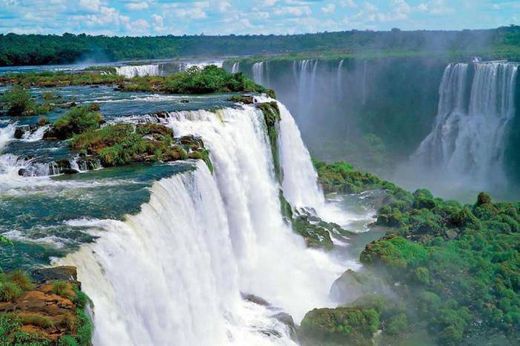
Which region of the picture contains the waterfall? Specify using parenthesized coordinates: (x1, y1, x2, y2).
(252, 62, 268, 86)
(277, 101, 324, 209)
(336, 59, 344, 92)
(60, 104, 351, 345)
(61, 164, 296, 345)
(115, 64, 161, 78)
(292, 60, 319, 120)
(0, 124, 15, 152)
(231, 62, 240, 73)
(411, 61, 518, 190)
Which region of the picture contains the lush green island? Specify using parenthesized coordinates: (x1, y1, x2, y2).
(301, 161, 519, 346)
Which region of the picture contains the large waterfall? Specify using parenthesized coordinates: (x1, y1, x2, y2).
(411, 61, 519, 191)
(60, 103, 351, 345)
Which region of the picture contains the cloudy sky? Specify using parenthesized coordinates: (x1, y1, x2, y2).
(0, 0, 518, 36)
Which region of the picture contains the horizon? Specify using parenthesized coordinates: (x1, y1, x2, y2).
(0, 0, 518, 37)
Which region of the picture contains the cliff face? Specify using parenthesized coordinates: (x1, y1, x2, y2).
(0, 266, 92, 345)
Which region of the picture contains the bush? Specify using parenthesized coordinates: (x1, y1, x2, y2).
(19, 313, 54, 329)
(52, 280, 69, 297)
(7, 270, 34, 291)
(50, 104, 103, 140)
(1, 85, 36, 116)
(0, 281, 23, 302)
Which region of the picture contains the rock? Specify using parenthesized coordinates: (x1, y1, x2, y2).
(272, 312, 297, 339)
(241, 293, 270, 306)
(14, 126, 28, 139)
(229, 95, 255, 104)
(31, 266, 78, 284)
(180, 99, 189, 103)
(330, 269, 389, 304)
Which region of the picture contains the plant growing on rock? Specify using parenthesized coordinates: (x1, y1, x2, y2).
(46, 104, 104, 140)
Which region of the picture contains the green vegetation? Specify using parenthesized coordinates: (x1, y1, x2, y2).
(45, 104, 104, 140)
(1, 26, 520, 66)
(313, 159, 407, 198)
(0, 85, 53, 116)
(0, 271, 33, 302)
(0, 269, 93, 346)
(70, 123, 182, 166)
(1, 66, 270, 96)
(121, 65, 266, 94)
(313, 161, 520, 345)
(300, 305, 380, 345)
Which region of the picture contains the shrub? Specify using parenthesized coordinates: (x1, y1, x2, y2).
(0, 281, 23, 302)
(7, 270, 34, 291)
(19, 313, 54, 329)
(1, 85, 36, 116)
(52, 280, 69, 297)
(50, 104, 103, 140)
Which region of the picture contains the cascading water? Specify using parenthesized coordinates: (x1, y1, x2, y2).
(61, 163, 296, 345)
(115, 64, 161, 78)
(292, 60, 318, 120)
(0, 124, 15, 151)
(60, 103, 354, 345)
(231, 62, 240, 73)
(411, 61, 518, 191)
(252, 62, 268, 86)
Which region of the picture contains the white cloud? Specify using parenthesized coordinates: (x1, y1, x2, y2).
(79, 0, 101, 12)
(340, 0, 357, 8)
(164, 1, 209, 19)
(321, 4, 335, 14)
(126, 2, 149, 11)
(264, 0, 277, 6)
(152, 14, 163, 28)
(274, 5, 311, 17)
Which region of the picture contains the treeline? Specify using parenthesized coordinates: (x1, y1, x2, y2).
(1, 25, 519, 66)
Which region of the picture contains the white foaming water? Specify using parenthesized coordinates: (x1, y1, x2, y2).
(60, 165, 296, 346)
(0, 124, 15, 152)
(231, 62, 240, 73)
(115, 64, 161, 78)
(58, 103, 360, 345)
(21, 125, 49, 142)
(410, 61, 518, 192)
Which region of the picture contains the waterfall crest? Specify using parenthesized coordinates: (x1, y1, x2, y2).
(411, 61, 518, 191)
(115, 64, 161, 78)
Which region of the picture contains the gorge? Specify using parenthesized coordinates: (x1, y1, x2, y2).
(225, 57, 520, 200)
(0, 49, 518, 346)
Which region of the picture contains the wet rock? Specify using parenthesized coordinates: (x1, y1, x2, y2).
(31, 266, 78, 284)
(229, 95, 255, 104)
(241, 293, 270, 306)
(180, 99, 190, 103)
(14, 126, 28, 139)
(54, 159, 79, 175)
(272, 312, 297, 339)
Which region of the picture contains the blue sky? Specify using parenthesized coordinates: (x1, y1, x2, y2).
(0, 0, 518, 36)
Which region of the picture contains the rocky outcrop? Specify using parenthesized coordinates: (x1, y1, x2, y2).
(0, 266, 92, 345)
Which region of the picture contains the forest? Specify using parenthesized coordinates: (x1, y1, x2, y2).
(1, 25, 520, 66)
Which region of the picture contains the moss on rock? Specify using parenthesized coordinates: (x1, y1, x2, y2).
(257, 101, 282, 181)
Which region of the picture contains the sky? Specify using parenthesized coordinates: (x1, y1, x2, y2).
(0, 0, 519, 36)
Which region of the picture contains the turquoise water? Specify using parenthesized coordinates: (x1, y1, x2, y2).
(0, 83, 236, 270)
